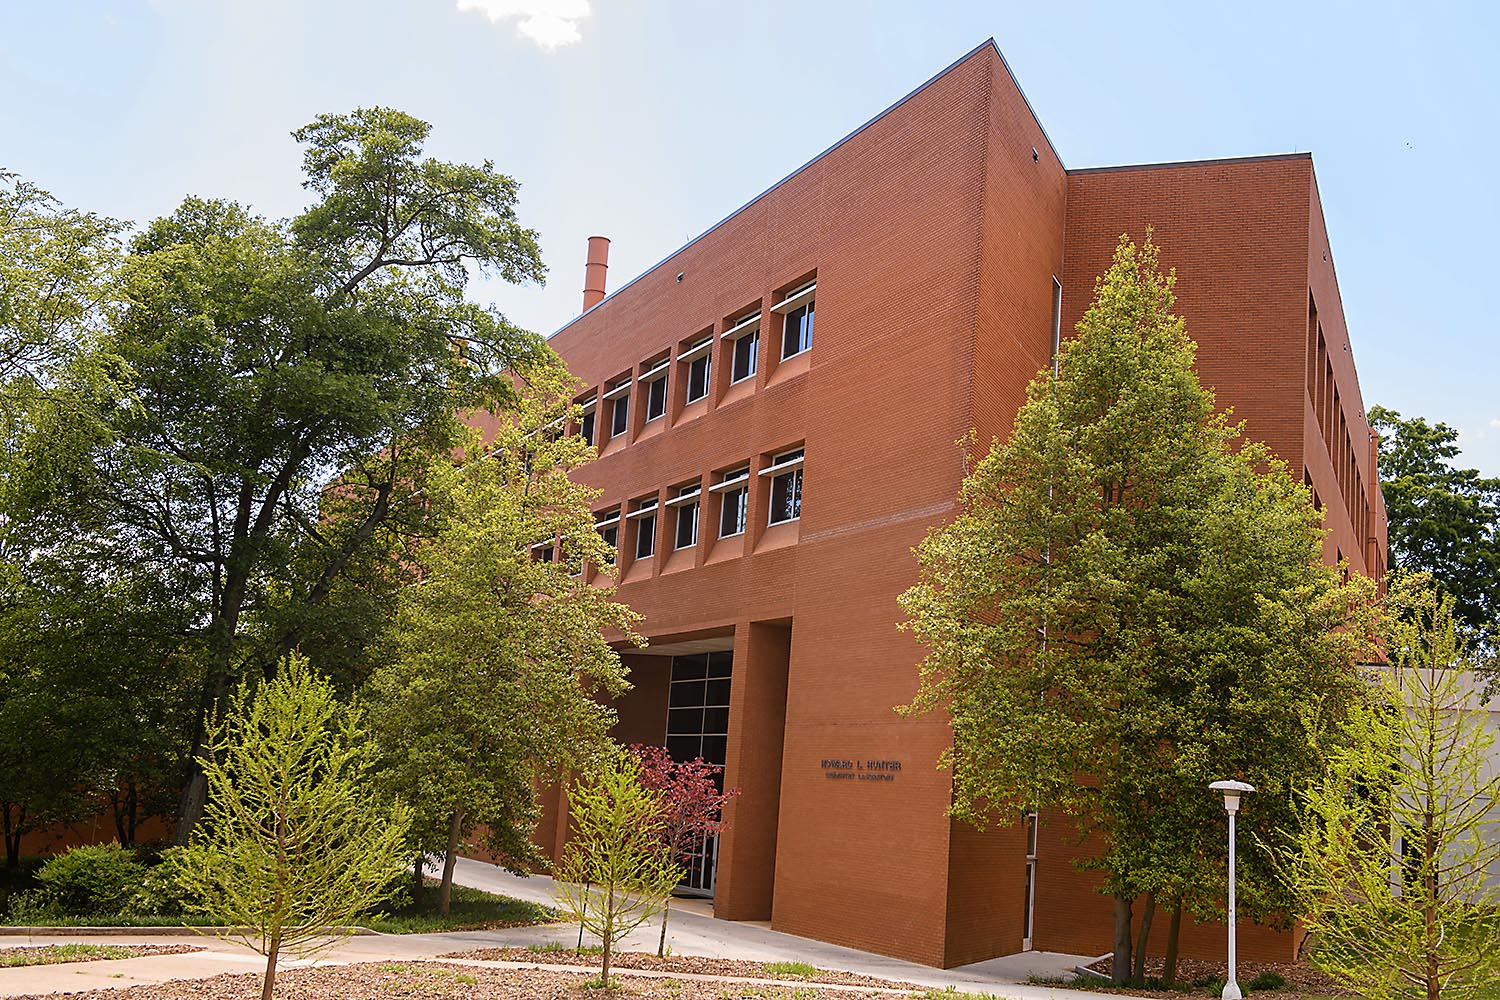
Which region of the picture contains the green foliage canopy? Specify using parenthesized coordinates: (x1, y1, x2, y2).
(900, 233, 1378, 983)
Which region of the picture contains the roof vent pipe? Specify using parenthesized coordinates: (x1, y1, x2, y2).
(582, 235, 610, 311)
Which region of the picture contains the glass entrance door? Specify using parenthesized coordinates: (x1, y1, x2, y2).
(666, 651, 732, 896)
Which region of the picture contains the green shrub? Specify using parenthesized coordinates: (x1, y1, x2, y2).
(5, 888, 63, 924)
(125, 846, 201, 916)
(34, 843, 147, 916)
(1247, 970, 1287, 991)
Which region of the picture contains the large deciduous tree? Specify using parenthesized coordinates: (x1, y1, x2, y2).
(901, 234, 1377, 984)
(364, 359, 640, 914)
(1367, 405, 1500, 653)
(41, 108, 551, 842)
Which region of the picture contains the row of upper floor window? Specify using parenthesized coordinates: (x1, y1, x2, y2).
(530, 446, 805, 581)
(568, 275, 816, 452)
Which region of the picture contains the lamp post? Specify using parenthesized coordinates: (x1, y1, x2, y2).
(1209, 780, 1255, 1000)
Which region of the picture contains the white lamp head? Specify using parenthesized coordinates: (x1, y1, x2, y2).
(1210, 779, 1256, 815)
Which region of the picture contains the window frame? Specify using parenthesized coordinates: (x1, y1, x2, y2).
(682, 337, 713, 403)
(724, 312, 761, 385)
(762, 449, 804, 525)
(710, 467, 751, 539)
(641, 358, 669, 423)
(666, 484, 701, 550)
(628, 499, 658, 561)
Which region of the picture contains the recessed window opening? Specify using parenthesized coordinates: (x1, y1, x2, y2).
(681, 337, 713, 403)
(773, 281, 815, 360)
(1050, 278, 1062, 376)
(762, 448, 804, 525)
(531, 541, 554, 563)
(713, 467, 750, 538)
(604, 376, 631, 436)
(595, 509, 620, 555)
(725, 311, 761, 384)
(668, 484, 700, 549)
(578, 398, 597, 446)
(641, 358, 669, 422)
(629, 498, 659, 560)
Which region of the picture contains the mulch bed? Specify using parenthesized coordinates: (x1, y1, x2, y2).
(1078, 954, 1353, 998)
(8, 962, 924, 999)
(441, 949, 927, 990)
(0, 944, 198, 967)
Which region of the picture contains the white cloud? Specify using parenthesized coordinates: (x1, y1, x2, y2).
(1490, 418, 1500, 430)
(455, 0, 592, 50)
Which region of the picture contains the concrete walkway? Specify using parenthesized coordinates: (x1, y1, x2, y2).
(0, 858, 1131, 999)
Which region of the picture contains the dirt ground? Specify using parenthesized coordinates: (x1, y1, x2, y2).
(1076, 954, 1352, 998)
(442, 948, 927, 990)
(8, 961, 925, 1000)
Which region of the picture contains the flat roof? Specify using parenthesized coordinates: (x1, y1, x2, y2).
(1068, 151, 1312, 175)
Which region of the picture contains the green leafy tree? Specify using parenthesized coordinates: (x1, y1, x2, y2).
(1368, 406, 1500, 652)
(901, 233, 1377, 984)
(42, 108, 550, 843)
(553, 752, 684, 988)
(1283, 576, 1500, 1000)
(176, 655, 411, 1000)
(365, 358, 640, 914)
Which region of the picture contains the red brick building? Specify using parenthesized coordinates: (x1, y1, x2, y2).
(530, 39, 1387, 969)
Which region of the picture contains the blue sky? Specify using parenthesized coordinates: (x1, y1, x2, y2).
(4, 1, 1496, 473)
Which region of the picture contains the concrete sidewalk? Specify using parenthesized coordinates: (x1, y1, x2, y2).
(442, 856, 1120, 1000)
(0, 859, 1128, 1000)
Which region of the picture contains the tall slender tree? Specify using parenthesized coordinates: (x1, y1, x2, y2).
(1283, 576, 1500, 1000)
(901, 233, 1377, 983)
(365, 358, 641, 913)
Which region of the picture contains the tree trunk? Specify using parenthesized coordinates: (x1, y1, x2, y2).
(411, 853, 426, 907)
(2, 802, 24, 868)
(1162, 896, 1183, 987)
(658, 896, 669, 958)
(1111, 894, 1134, 985)
(439, 810, 464, 916)
(173, 661, 234, 844)
(112, 780, 139, 845)
(577, 883, 587, 951)
(601, 885, 614, 987)
(1132, 891, 1156, 983)
(261, 933, 281, 1000)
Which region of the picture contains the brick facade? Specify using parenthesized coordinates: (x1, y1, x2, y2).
(526, 39, 1386, 970)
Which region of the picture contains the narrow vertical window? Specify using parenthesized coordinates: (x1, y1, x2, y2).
(1050, 277, 1062, 376)
(641, 356, 669, 422)
(763, 449, 804, 525)
(668, 483, 701, 550)
(681, 336, 712, 403)
(725, 311, 760, 384)
(713, 467, 750, 538)
(604, 375, 631, 438)
(774, 281, 816, 360)
(578, 398, 597, 447)
(629, 498, 658, 560)
(594, 509, 620, 565)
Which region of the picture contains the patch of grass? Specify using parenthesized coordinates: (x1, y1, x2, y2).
(1247, 970, 1287, 991)
(527, 942, 568, 953)
(0, 944, 134, 967)
(762, 961, 817, 979)
(361, 881, 560, 934)
(921, 990, 1002, 1000)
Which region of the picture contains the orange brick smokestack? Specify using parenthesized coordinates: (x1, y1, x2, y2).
(583, 235, 610, 311)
